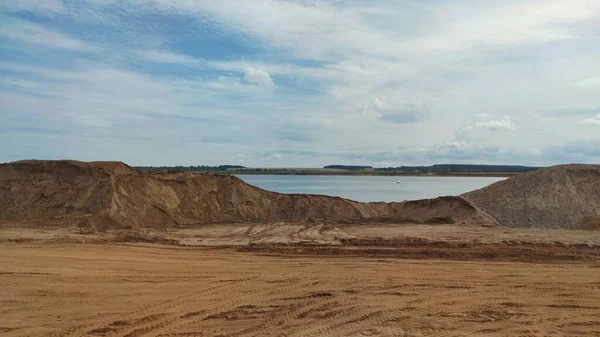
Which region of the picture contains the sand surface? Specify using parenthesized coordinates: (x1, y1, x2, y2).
(4, 223, 600, 246)
(1, 242, 600, 337)
(0, 160, 492, 229)
(463, 164, 600, 229)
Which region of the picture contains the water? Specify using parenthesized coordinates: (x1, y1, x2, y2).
(236, 175, 505, 203)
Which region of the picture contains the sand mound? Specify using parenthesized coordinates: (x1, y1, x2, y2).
(0, 160, 490, 229)
(463, 164, 600, 229)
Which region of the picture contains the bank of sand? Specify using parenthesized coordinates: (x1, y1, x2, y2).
(1, 242, 600, 337)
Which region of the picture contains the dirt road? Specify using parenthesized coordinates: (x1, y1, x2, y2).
(1, 243, 599, 337)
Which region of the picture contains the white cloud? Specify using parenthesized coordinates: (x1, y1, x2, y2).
(244, 67, 275, 89)
(473, 116, 515, 131)
(75, 114, 111, 128)
(441, 141, 469, 149)
(580, 114, 600, 125)
(1, 0, 600, 166)
(0, 20, 97, 51)
(123, 0, 598, 61)
(263, 153, 282, 161)
(574, 76, 600, 87)
(135, 50, 201, 66)
(529, 148, 542, 156)
(0, 62, 260, 135)
(205, 76, 244, 90)
(404, 0, 598, 55)
(370, 97, 432, 124)
(0, 0, 64, 14)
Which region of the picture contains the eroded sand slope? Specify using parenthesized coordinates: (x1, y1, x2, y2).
(0, 160, 492, 229)
(463, 164, 600, 229)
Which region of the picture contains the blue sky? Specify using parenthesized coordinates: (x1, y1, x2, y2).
(1, 0, 599, 167)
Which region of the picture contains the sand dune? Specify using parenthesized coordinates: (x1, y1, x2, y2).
(463, 164, 600, 229)
(0, 160, 491, 229)
(2, 160, 599, 230)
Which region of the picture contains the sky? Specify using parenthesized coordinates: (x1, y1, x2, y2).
(1, 0, 599, 167)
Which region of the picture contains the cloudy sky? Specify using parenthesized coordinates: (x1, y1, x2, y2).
(1, 0, 599, 167)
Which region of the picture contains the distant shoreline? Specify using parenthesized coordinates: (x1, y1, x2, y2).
(136, 164, 538, 178)
(232, 171, 518, 177)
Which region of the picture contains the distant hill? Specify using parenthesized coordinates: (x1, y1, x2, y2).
(374, 164, 539, 173)
(133, 164, 539, 175)
(136, 165, 245, 172)
(323, 165, 373, 171)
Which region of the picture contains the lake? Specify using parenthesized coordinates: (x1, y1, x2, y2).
(236, 175, 505, 203)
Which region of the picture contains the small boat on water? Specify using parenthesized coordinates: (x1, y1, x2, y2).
(396, 180, 400, 184)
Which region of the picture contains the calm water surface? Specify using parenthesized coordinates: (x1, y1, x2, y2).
(236, 175, 505, 202)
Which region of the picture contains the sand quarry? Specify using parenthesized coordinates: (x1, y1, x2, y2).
(1, 160, 600, 337)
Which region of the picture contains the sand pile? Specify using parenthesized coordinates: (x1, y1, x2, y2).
(463, 164, 600, 229)
(0, 160, 490, 229)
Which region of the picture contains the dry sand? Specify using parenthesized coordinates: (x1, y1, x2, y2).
(2, 161, 600, 336)
(463, 164, 600, 229)
(3, 160, 600, 230)
(3, 223, 600, 261)
(0, 160, 496, 229)
(1, 243, 599, 337)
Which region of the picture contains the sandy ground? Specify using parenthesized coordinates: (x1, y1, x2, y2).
(1, 243, 600, 337)
(2, 223, 600, 247)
